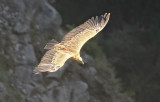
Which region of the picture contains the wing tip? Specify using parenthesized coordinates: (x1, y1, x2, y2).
(33, 64, 61, 74)
(104, 13, 110, 22)
(87, 13, 110, 31)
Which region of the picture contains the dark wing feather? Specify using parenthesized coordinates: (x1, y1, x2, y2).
(61, 13, 110, 52)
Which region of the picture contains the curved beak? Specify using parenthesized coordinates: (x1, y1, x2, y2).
(81, 60, 84, 64)
(78, 59, 84, 64)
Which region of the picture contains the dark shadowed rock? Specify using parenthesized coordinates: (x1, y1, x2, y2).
(52, 81, 89, 102)
(35, 2, 62, 32)
(46, 61, 70, 80)
(13, 22, 29, 34)
(0, 82, 7, 97)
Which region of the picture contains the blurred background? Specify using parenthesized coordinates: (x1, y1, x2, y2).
(0, 0, 160, 102)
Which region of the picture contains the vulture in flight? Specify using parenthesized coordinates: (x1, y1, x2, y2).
(34, 13, 110, 74)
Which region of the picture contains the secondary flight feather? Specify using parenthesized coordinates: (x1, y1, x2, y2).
(34, 13, 110, 74)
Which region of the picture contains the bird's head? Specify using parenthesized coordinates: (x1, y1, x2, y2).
(77, 56, 84, 64)
(73, 54, 84, 64)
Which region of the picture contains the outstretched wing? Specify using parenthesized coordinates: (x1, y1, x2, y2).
(61, 13, 110, 52)
(34, 49, 72, 74)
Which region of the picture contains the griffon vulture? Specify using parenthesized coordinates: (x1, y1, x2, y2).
(33, 13, 110, 74)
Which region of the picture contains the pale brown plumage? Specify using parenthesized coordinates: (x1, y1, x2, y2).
(33, 13, 110, 74)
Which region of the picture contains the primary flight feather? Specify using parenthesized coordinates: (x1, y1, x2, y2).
(34, 13, 110, 74)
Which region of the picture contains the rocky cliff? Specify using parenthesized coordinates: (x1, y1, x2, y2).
(0, 0, 133, 102)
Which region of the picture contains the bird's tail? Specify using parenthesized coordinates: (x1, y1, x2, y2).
(33, 68, 40, 74)
(44, 39, 59, 49)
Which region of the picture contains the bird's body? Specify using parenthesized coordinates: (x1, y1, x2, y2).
(34, 13, 110, 74)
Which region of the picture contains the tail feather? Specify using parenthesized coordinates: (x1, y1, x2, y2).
(33, 68, 40, 74)
(44, 39, 59, 49)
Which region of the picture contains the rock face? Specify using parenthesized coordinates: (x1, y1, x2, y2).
(0, 0, 133, 102)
